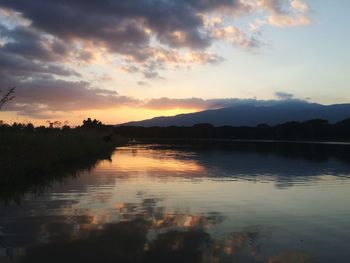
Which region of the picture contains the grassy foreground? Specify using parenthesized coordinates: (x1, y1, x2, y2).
(0, 130, 126, 203)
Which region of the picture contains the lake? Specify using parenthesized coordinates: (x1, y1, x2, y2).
(1, 142, 350, 263)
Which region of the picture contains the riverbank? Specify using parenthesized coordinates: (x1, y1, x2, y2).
(0, 130, 127, 203)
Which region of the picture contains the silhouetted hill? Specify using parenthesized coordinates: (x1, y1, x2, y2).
(120, 100, 350, 127)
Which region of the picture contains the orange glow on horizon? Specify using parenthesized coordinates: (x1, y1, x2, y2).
(0, 107, 201, 126)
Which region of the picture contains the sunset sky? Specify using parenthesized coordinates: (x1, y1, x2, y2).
(0, 0, 349, 125)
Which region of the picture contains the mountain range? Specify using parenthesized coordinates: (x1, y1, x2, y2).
(120, 100, 350, 127)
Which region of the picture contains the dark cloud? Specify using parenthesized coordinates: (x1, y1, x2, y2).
(0, 0, 238, 50)
(2, 78, 140, 117)
(144, 97, 207, 110)
(275, 91, 294, 100)
(0, 25, 69, 61)
(141, 96, 307, 110)
(0, 50, 79, 78)
(0, 0, 261, 67)
(0, 0, 310, 59)
(0, 24, 78, 80)
(0, 0, 309, 79)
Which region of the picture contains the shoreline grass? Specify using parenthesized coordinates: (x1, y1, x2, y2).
(0, 130, 126, 203)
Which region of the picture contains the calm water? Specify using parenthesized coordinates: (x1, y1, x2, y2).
(1, 143, 350, 263)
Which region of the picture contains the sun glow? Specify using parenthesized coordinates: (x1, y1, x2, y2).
(0, 107, 200, 126)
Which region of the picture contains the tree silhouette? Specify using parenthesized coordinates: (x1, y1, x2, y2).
(0, 87, 16, 110)
(82, 118, 103, 129)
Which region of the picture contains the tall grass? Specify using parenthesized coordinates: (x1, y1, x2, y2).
(0, 130, 126, 203)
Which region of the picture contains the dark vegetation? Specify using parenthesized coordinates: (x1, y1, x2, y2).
(115, 118, 350, 142)
(0, 118, 126, 203)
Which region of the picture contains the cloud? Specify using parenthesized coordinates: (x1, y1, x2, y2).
(0, 1, 246, 51)
(0, 24, 79, 80)
(249, 0, 310, 30)
(137, 81, 147, 86)
(120, 48, 223, 78)
(268, 14, 310, 27)
(267, 0, 310, 27)
(210, 25, 259, 48)
(0, 25, 69, 61)
(0, 0, 311, 79)
(275, 91, 295, 100)
(143, 97, 209, 110)
(141, 95, 306, 110)
(291, 0, 310, 13)
(2, 78, 140, 118)
(0, 50, 79, 78)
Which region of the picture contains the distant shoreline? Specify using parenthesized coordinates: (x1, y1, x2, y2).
(115, 119, 350, 144)
(131, 138, 350, 146)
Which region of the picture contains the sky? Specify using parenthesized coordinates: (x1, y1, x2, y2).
(0, 0, 349, 125)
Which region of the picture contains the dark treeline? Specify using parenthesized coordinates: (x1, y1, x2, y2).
(0, 117, 111, 132)
(115, 118, 350, 141)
